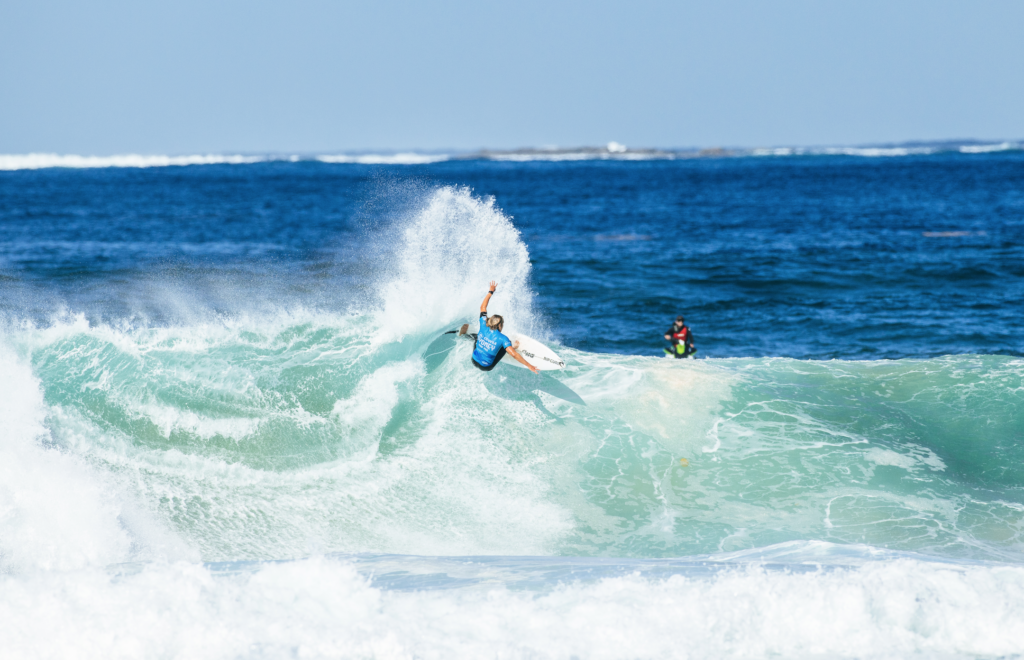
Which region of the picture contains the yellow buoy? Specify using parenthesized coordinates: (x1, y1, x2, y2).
(679, 458, 689, 467)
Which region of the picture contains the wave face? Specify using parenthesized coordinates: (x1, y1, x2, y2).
(2, 169, 1024, 658)
(6, 316, 1023, 565)
(5, 311, 1024, 565)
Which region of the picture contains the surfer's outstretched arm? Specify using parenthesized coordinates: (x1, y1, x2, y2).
(480, 280, 496, 313)
(506, 346, 539, 374)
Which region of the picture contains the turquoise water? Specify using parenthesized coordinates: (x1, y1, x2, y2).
(2, 158, 1023, 658)
(13, 316, 1024, 563)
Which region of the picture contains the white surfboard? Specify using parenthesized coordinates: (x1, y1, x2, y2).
(507, 334, 565, 371)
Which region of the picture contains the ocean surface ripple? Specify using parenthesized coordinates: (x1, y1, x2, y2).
(1, 155, 1023, 659)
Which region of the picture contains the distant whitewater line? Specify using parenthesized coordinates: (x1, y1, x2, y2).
(0, 153, 273, 170)
(750, 141, 1021, 157)
(0, 152, 448, 170)
(2, 140, 1021, 170)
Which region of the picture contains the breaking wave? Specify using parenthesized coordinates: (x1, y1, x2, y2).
(1, 185, 1022, 658)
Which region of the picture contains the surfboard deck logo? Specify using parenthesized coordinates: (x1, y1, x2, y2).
(517, 347, 565, 368)
(510, 334, 565, 370)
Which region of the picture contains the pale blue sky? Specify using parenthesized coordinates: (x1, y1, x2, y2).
(1, 0, 1021, 154)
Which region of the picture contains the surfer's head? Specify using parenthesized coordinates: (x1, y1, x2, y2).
(487, 315, 504, 331)
(675, 316, 685, 325)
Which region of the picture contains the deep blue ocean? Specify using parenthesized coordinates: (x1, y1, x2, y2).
(1, 152, 1023, 659)
(4, 153, 1022, 358)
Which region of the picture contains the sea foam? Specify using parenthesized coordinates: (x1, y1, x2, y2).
(2, 554, 1023, 660)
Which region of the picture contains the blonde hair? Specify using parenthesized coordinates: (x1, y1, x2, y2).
(486, 315, 503, 330)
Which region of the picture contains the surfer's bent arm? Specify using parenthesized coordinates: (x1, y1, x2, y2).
(480, 280, 497, 313)
(506, 346, 539, 374)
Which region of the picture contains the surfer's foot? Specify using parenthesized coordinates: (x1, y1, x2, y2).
(458, 323, 469, 336)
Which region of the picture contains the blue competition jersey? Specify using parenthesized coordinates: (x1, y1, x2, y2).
(472, 315, 512, 367)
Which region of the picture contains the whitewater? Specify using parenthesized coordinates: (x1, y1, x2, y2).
(2, 157, 1024, 659)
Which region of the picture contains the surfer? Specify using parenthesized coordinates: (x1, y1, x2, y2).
(664, 315, 696, 358)
(470, 281, 539, 373)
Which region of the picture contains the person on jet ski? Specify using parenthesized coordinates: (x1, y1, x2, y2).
(664, 315, 696, 359)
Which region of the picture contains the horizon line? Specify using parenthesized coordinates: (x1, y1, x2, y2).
(1, 138, 1021, 171)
